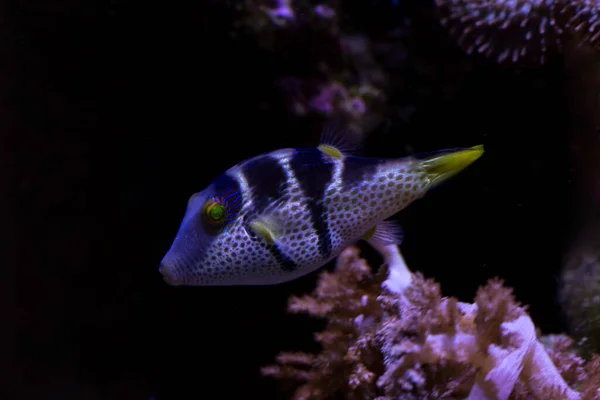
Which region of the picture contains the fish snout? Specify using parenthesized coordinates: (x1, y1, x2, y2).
(158, 262, 183, 286)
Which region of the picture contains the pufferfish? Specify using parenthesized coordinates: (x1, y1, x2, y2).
(159, 130, 483, 286)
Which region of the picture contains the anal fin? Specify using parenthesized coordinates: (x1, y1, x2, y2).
(364, 220, 411, 293)
(363, 220, 404, 247)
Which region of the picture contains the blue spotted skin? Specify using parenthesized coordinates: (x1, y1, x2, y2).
(159, 147, 457, 286)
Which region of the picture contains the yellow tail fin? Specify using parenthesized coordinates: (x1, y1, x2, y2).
(420, 145, 484, 187)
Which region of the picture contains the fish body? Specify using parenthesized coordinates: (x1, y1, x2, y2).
(159, 133, 483, 286)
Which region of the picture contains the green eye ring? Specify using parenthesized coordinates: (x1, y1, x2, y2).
(202, 190, 243, 234)
(204, 201, 226, 225)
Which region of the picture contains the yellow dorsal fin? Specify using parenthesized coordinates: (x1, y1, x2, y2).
(318, 121, 362, 158)
(317, 144, 343, 159)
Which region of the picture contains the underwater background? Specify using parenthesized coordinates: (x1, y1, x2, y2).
(4, 0, 599, 398)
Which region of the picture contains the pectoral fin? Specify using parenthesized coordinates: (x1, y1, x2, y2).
(248, 212, 299, 272)
(248, 213, 282, 246)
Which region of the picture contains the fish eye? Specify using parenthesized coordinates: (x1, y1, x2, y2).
(204, 201, 226, 225)
(201, 190, 243, 235)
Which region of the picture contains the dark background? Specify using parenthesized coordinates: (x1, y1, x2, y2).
(2, 1, 573, 399)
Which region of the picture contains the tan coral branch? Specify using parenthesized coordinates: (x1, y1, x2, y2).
(264, 246, 600, 399)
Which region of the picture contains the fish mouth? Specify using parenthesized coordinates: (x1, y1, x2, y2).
(158, 263, 183, 286)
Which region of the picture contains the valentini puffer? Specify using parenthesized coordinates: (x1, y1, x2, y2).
(159, 129, 484, 286)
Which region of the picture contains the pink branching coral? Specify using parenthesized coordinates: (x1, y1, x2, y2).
(233, 1, 390, 136)
(308, 81, 368, 120)
(278, 77, 384, 137)
(262, 246, 386, 400)
(263, 246, 600, 399)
